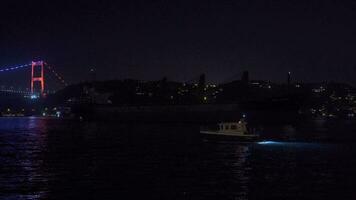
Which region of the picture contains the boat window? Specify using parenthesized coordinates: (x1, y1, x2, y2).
(231, 125, 237, 130)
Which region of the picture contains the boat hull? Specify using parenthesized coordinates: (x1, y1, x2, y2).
(200, 131, 260, 142)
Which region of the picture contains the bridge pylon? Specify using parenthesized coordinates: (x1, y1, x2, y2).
(31, 61, 45, 95)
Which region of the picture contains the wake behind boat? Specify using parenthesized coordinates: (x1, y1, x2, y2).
(200, 119, 259, 142)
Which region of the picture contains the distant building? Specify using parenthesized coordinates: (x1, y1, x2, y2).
(89, 68, 96, 81)
(241, 71, 249, 84)
(198, 74, 206, 88)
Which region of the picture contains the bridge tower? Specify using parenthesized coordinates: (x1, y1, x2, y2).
(31, 61, 45, 95)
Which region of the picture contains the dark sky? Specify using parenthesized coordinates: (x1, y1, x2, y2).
(1, 0, 356, 87)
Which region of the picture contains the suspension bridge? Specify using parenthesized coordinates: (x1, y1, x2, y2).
(0, 61, 67, 98)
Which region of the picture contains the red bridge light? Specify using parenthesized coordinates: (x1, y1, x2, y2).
(31, 61, 45, 95)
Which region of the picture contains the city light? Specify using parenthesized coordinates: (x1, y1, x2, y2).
(31, 94, 39, 99)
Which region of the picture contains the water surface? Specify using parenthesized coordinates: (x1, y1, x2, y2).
(0, 117, 355, 199)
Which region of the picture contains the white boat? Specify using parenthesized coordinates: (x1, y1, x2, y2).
(200, 119, 259, 141)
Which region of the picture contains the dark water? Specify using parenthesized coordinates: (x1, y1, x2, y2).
(0, 118, 356, 199)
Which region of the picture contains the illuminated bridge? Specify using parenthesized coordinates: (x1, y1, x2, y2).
(0, 61, 67, 98)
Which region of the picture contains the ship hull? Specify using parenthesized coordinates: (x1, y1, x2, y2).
(200, 131, 260, 142)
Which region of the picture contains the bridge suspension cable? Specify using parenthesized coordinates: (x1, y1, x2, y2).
(0, 63, 31, 72)
(44, 63, 68, 87)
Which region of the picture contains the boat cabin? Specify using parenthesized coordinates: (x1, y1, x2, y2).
(218, 120, 248, 134)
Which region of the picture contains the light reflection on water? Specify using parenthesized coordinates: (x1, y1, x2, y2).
(257, 140, 322, 147)
(0, 117, 49, 200)
(0, 117, 355, 199)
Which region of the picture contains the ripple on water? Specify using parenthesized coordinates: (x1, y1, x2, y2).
(0, 118, 356, 199)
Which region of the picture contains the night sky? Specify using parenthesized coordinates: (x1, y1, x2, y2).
(1, 0, 356, 88)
